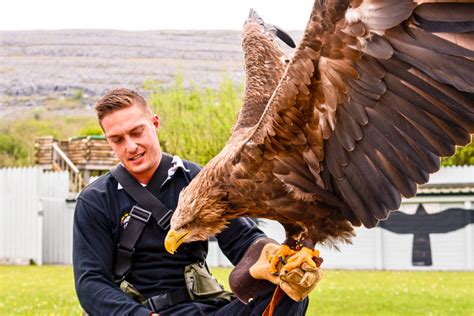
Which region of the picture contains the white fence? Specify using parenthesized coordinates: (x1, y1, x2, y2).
(0, 166, 473, 270)
(42, 198, 75, 264)
(0, 167, 72, 265)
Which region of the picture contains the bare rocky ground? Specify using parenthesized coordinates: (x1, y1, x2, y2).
(0, 29, 302, 118)
(0, 30, 246, 117)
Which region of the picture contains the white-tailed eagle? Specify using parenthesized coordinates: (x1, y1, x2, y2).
(165, 0, 474, 272)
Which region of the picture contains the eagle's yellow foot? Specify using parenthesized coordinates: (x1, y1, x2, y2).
(283, 247, 319, 272)
(268, 244, 296, 274)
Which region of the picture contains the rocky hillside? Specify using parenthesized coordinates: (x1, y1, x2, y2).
(0, 29, 301, 117)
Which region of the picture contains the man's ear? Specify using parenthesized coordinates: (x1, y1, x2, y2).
(152, 114, 160, 131)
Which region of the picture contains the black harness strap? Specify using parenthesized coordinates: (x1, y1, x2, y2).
(147, 288, 191, 311)
(110, 153, 174, 282)
(115, 205, 152, 280)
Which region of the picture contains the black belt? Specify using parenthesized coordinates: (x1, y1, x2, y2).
(147, 288, 191, 311)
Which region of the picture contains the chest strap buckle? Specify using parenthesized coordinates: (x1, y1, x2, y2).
(157, 209, 174, 231)
(129, 205, 152, 223)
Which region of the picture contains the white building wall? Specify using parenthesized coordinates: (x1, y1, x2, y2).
(322, 227, 379, 269)
(467, 200, 474, 270)
(1, 166, 473, 270)
(241, 198, 474, 271)
(208, 196, 474, 270)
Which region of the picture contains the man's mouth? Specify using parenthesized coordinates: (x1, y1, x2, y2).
(129, 152, 145, 161)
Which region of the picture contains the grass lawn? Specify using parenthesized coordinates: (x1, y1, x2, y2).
(1, 266, 473, 315)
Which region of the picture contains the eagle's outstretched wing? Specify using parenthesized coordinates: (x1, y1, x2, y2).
(239, 0, 474, 228)
(233, 9, 295, 134)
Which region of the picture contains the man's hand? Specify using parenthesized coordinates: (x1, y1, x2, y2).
(278, 262, 323, 301)
(229, 239, 323, 303)
(248, 243, 280, 285)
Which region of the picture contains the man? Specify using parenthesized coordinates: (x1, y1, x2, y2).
(73, 88, 315, 315)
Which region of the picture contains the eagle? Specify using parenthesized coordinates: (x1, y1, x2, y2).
(164, 0, 474, 273)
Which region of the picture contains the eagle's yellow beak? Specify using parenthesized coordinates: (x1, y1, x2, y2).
(164, 229, 191, 254)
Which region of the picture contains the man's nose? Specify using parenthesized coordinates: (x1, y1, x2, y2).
(125, 137, 138, 153)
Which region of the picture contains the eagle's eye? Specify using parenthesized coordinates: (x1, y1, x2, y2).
(179, 223, 191, 231)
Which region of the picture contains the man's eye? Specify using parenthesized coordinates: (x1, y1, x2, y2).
(110, 138, 122, 144)
(131, 130, 143, 137)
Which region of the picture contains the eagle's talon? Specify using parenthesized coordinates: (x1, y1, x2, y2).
(283, 247, 319, 272)
(278, 256, 286, 265)
(268, 244, 296, 273)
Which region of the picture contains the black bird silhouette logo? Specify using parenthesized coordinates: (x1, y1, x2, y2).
(379, 205, 474, 266)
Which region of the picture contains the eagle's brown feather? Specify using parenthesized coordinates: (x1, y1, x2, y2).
(233, 10, 289, 134)
(169, 0, 474, 250)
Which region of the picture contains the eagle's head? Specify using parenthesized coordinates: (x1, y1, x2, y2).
(164, 166, 232, 254)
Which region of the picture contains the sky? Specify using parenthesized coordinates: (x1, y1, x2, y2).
(0, 0, 314, 31)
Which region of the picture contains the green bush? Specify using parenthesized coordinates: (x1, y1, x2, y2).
(0, 73, 244, 168)
(0, 74, 472, 168)
(78, 122, 103, 137)
(0, 118, 58, 167)
(0, 113, 97, 167)
(441, 137, 474, 166)
(146, 73, 243, 165)
(0, 134, 28, 167)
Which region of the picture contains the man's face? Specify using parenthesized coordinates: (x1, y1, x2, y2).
(102, 104, 161, 184)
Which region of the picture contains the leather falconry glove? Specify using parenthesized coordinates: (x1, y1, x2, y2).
(279, 261, 323, 301)
(229, 238, 323, 303)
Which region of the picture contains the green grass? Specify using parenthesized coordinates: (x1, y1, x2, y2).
(1, 266, 473, 315)
(0, 266, 79, 315)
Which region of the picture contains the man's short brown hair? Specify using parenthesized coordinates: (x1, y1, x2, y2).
(95, 88, 151, 123)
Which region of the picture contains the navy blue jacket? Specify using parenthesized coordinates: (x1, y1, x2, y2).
(73, 155, 265, 315)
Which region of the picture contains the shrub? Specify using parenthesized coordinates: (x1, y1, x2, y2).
(0, 113, 97, 167)
(0, 134, 28, 167)
(146, 73, 243, 165)
(78, 122, 103, 137)
(1, 74, 472, 168)
(441, 138, 474, 166)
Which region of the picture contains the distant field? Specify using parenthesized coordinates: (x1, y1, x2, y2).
(1, 266, 473, 315)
